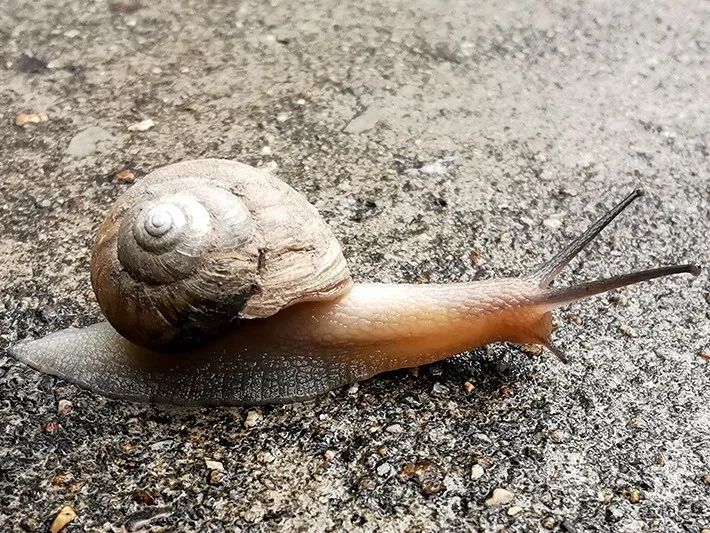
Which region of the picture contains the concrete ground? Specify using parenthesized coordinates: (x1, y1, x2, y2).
(1, 0, 708, 531)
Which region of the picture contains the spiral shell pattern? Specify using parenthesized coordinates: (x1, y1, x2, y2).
(118, 189, 252, 284)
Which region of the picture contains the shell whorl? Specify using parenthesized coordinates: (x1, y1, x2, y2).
(91, 159, 352, 350)
(118, 189, 253, 284)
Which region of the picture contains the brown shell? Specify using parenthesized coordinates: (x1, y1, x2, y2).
(90, 159, 352, 350)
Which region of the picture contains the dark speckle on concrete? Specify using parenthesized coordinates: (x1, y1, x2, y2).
(1, 0, 708, 531)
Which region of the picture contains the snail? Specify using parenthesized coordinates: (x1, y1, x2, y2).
(9, 159, 700, 406)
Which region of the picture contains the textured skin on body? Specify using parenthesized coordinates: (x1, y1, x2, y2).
(10, 323, 368, 406)
(9, 279, 548, 405)
(91, 159, 352, 349)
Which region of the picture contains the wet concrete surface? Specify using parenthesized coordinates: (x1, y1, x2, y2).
(0, 0, 708, 531)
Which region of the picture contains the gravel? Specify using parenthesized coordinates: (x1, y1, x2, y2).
(1, 0, 708, 531)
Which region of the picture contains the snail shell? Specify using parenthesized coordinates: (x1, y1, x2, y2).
(90, 159, 352, 349)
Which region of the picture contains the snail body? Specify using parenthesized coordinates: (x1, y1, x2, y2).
(9, 160, 700, 405)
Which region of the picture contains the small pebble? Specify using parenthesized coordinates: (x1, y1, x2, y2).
(15, 111, 48, 127)
(567, 314, 583, 325)
(260, 146, 272, 155)
(485, 488, 514, 507)
(244, 410, 261, 428)
(597, 489, 613, 503)
(128, 119, 155, 131)
(42, 420, 61, 434)
(520, 216, 534, 226)
(702, 473, 710, 485)
(37, 199, 51, 209)
(507, 506, 523, 516)
(560, 187, 578, 197)
(376, 462, 392, 477)
(619, 324, 636, 337)
(431, 382, 447, 396)
(347, 383, 359, 395)
(127, 507, 168, 531)
(68, 481, 85, 494)
(209, 470, 223, 484)
(69, 196, 85, 210)
(385, 424, 403, 434)
(400, 460, 445, 495)
(541, 516, 556, 529)
(132, 490, 156, 505)
(57, 400, 73, 416)
(550, 429, 569, 443)
(698, 350, 710, 362)
(276, 112, 289, 122)
(358, 477, 376, 491)
(418, 157, 454, 176)
(149, 439, 172, 451)
(204, 459, 224, 471)
(116, 169, 135, 183)
(52, 473, 71, 486)
(323, 450, 336, 462)
(463, 381, 475, 393)
(64, 29, 80, 38)
(627, 417, 647, 429)
(470, 464, 485, 480)
(625, 487, 641, 504)
(499, 385, 513, 397)
(605, 505, 623, 523)
(469, 249, 483, 264)
(258, 451, 274, 463)
(50, 506, 77, 533)
(543, 216, 563, 230)
(520, 343, 543, 356)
